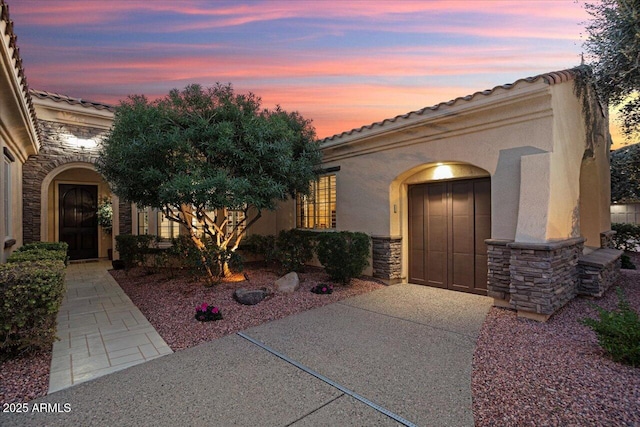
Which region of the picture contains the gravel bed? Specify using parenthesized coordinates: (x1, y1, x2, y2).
(111, 264, 385, 351)
(473, 267, 640, 426)
(0, 348, 52, 406)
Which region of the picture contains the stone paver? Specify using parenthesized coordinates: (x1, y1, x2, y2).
(49, 261, 172, 393)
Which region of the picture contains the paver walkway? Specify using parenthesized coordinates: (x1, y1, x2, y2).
(49, 261, 172, 393)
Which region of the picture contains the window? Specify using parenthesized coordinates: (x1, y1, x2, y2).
(157, 211, 179, 240)
(3, 151, 12, 238)
(137, 208, 149, 235)
(297, 174, 336, 229)
(193, 209, 245, 237)
(227, 209, 246, 236)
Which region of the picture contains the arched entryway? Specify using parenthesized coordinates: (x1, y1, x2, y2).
(40, 162, 113, 260)
(393, 162, 491, 295)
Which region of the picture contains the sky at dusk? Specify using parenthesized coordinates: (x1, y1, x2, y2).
(8, 0, 621, 143)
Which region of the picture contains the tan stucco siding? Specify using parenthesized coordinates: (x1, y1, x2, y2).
(319, 84, 555, 241)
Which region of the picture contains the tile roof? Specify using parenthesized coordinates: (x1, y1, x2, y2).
(30, 89, 115, 112)
(322, 67, 584, 143)
(1, 0, 41, 145)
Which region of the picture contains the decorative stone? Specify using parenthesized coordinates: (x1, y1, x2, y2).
(275, 272, 299, 293)
(371, 236, 402, 283)
(233, 288, 269, 305)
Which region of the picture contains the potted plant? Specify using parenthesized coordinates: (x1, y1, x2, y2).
(97, 197, 113, 234)
(97, 197, 114, 260)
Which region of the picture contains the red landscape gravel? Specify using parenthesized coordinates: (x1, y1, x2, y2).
(0, 348, 52, 406)
(472, 269, 640, 427)
(3, 260, 640, 427)
(111, 264, 385, 351)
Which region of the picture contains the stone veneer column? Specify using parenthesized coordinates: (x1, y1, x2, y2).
(507, 237, 584, 320)
(371, 236, 402, 284)
(118, 199, 132, 235)
(485, 239, 513, 304)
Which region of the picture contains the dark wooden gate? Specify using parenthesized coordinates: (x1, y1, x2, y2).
(408, 178, 490, 295)
(59, 184, 98, 260)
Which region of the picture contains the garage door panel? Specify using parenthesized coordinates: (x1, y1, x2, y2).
(452, 215, 473, 254)
(475, 253, 488, 290)
(426, 250, 446, 287)
(408, 178, 490, 295)
(427, 216, 446, 250)
(409, 250, 425, 284)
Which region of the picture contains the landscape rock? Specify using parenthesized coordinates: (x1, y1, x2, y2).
(233, 288, 269, 305)
(275, 272, 300, 293)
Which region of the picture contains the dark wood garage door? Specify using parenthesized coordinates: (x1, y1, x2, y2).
(59, 184, 99, 260)
(408, 178, 490, 295)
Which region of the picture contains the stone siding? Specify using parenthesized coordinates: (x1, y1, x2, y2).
(371, 236, 402, 283)
(119, 199, 132, 235)
(578, 248, 622, 297)
(486, 239, 513, 301)
(507, 238, 584, 315)
(23, 119, 106, 243)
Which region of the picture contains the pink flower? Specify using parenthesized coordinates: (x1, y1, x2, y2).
(322, 287, 327, 292)
(212, 307, 219, 314)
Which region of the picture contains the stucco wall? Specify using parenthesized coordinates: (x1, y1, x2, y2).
(319, 81, 555, 241)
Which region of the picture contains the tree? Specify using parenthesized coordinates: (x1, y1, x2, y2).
(611, 143, 640, 202)
(583, 0, 640, 141)
(97, 83, 321, 282)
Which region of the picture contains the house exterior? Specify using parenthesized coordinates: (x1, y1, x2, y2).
(0, 0, 40, 262)
(0, 0, 618, 320)
(258, 68, 617, 320)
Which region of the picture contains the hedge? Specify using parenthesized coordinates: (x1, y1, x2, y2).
(17, 242, 69, 252)
(0, 260, 66, 353)
(7, 248, 68, 264)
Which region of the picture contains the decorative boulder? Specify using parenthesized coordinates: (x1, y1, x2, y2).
(233, 288, 269, 305)
(275, 272, 300, 293)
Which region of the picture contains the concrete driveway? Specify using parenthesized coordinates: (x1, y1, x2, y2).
(3, 284, 492, 427)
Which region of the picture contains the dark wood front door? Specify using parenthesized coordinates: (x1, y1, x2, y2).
(408, 178, 491, 295)
(59, 184, 98, 260)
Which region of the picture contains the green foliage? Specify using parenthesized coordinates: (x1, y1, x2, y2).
(242, 234, 278, 266)
(580, 287, 640, 366)
(621, 254, 636, 269)
(242, 231, 314, 272)
(275, 229, 314, 273)
(8, 248, 68, 264)
(97, 198, 113, 233)
(0, 260, 66, 354)
(18, 242, 69, 252)
(115, 234, 156, 270)
(96, 84, 321, 275)
(611, 223, 640, 251)
(611, 144, 640, 203)
(316, 232, 370, 285)
(168, 235, 241, 285)
(583, 0, 640, 141)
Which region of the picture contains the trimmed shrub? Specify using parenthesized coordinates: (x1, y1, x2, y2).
(242, 231, 314, 273)
(242, 234, 278, 266)
(8, 248, 68, 264)
(580, 287, 640, 366)
(275, 229, 314, 273)
(0, 260, 66, 354)
(611, 223, 640, 251)
(18, 242, 69, 252)
(316, 231, 370, 285)
(621, 254, 636, 270)
(115, 234, 156, 270)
